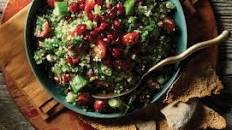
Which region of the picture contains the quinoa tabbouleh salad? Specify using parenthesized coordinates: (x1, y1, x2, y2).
(33, 0, 178, 113)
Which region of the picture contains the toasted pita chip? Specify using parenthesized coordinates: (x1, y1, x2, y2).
(187, 104, 226, 129)
(165, 54, 223, 103)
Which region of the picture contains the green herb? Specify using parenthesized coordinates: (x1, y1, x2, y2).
(124, 0, 136, 15)
(34, 49, 46, 64)
(53, 1, 69, 16)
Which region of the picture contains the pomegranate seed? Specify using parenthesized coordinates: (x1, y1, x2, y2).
(107, 33, 116, 41)
(79, 2, 85, 10)
(100, 16, 107, 22)
(112, 48, 123, 57)
(74, 24, 87, 36)
(66, 56, 80, 65)
(116, 3, 125, 15)
(93, 15, 101, 23)
(94, 27, 101, 34)
(107, 6, 118, 19)
(102, 59, 111, 66)
(113, 60, 129, 70)
(94, 100, 106, 112)
(62, 73, 71, 83)
(87, 12, 95, 20)
(113, 20, 121, 30)
(68, 2, 79, 13)
(90, 30, 98, 37)
(86, 35, 94, 42)
(99, 22, 109, 31)
(35, 20, 50, 38)
(47, 0, 55, 8)
(122, 31, 140, 45)
(106, 4, 113, 9)
(162, 17, 176, 33)
(95, 0, 103, 5)
(147, 79, 160, 91)
(103, 37, 111, 44)
(94, 40, 107, 58)
(77, 93, 91, 106)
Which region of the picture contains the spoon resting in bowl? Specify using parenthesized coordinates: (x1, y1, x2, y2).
(92, 30, 230, 100)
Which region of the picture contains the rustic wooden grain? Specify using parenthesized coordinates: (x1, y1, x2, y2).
(0, 0, 231, 130)
(0, 1, 34, 130)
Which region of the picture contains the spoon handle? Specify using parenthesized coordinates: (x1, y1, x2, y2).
(144, 30, 230, 77)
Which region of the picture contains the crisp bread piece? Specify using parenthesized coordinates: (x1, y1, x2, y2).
(199, 105, 226, 129)
(186, 104, 227, 130)
(164, 54, 223, 103)
(161, 100, 198, 130)
(158, 104, 226, 130)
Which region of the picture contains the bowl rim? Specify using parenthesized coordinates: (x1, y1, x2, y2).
(24, 0, 187, 119)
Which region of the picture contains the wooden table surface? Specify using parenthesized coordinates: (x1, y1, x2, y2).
(0, 0, 232, 129)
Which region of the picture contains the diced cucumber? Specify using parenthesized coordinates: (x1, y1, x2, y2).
(70, 75, 88, 93)
(53, 1, 68, 16)
(108, 98, 127, 110)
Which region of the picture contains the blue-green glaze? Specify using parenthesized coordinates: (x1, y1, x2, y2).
(25, 0, 187, 118)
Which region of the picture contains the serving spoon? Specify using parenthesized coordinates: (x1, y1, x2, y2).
(92, 30, 230, 100)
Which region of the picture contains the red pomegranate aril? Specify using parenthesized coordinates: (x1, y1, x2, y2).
(103, 37, 111, 44)
(78, 0, 85, 10)
(90, 31, 98, 37)
(122, 31, 140, 45)
(87, 35, 94, 42)
(162, 17, 176, 33)
(93, 15, 101, 23)
(116, 3, 125, 15)
(62, 73, 71, 83)
(107, 33, 116, 41)
(77, 93, 91, 106)
(147, 79, 160, 91)
(72, 57, 80, 64)
(112, 48, 123, 57)
(47, 0, 55, 8)
(107, 6, 117, 19)
(68, 2, 79, 13)
(87, 12, 95, 20)
(113, 20, 121, 30)
(66, 56, 80, 65)
(94, 100, 106, 112)
(35, 20, 50, 38)
(85, 0, 95, 12)
(94, 40, 107, 58)
(114, 60, 129, 70)
(100, 16, 107, 22)
(106, 3, 113, 9)
(95, 0, 103, 5)
(74, 24, 87, 35)
(102, 59, 111, 66)
(99, 22, 109, 31)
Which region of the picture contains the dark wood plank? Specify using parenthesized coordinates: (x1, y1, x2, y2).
(211, 0, 232, 76)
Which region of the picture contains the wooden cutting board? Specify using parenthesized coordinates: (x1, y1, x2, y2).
(1, 0, 218, 129)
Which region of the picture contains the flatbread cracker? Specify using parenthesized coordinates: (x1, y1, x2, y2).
(165, 54, 223, 103)
(186, 104, 226, 130)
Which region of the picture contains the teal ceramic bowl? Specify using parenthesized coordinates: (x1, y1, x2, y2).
(25, 0, 187, 118)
